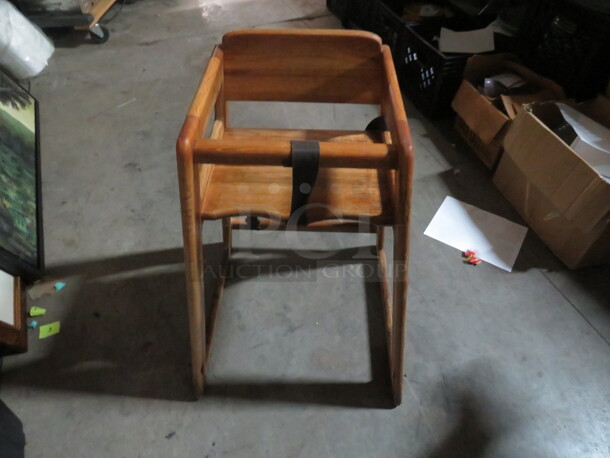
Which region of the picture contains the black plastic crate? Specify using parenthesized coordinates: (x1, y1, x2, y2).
(352, 0, 375, 29)
(326, 0, 349, 27)
(367, 1, 495, 117)
(329, 1, 506, 117)
(367, 1, 455, 74)
(397, 21, 470, 117)
(326, 0, 373, 29)
(517, 0, 610, 100)
(368, 1, 405, 65)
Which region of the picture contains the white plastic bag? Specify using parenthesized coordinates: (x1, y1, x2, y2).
(0, 0, 55, 80)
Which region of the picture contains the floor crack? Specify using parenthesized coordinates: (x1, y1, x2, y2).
(541, 270, 610, 348)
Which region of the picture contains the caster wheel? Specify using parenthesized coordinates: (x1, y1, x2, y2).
(90, 24, 109, 44)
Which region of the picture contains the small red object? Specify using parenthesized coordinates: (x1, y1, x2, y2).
(467, 256, 482, 265)
(462, 250, 482, 265)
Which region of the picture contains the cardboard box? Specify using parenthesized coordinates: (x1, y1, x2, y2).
(452, 54, 564, 169)
(493, 97, 610, 268)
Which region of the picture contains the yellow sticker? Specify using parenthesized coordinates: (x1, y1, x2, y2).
(39, 321, 60, 339)
(29, 306, 46, 317)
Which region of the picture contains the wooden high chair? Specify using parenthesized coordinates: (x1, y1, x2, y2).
(176, 29, 413, 406)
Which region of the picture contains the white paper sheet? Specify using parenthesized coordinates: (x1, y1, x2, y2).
(439, 26, 495, 54)
(557, 103, 610, 182)
(0, 269, 14, 326)
(424, 197, 528, 272)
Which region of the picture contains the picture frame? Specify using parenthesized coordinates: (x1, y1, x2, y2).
(0, 69, 44, 281)
(0, 274, 27, 355)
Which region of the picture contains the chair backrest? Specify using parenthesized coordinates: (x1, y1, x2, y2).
(220, 29, 385, 104)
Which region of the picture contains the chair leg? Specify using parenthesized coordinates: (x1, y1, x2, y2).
(205, 218, 232, 361)
(183, 231, 205, 397)
(376, 227, 393, 367)
(390, 223, 408, 406)
(222, 217, 232, 255)
(177, 158, 206, 398)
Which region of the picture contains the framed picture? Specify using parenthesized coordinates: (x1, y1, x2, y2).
(0, 69, 44, 281)
(0, 271, 27, 355)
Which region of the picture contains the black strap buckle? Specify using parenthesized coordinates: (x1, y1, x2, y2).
(245, 216, 261, 230)
(279, 118, 383, 228)
(365, 116, 387, 132)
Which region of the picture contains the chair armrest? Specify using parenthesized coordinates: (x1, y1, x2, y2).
(380, 45, 415, 226)
(194, 138, 397, 169)
(380, 46, 414, 168)
(177, 46, 224, 158)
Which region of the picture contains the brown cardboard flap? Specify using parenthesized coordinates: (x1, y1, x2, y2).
(532, 99, 610, 228)
(504, 103, 610, 231)
(494, 153, 610, 268)
(563, 176, 610, 228)
(453, 54, 565, 145)
(493, 155, 575, 263)
(501, 91, 563, 120)
(497, 60, 565, 119)
(503, 108, 579, 188)
(452, 80, 509, 145)
(454, 116, 504, 169)
(462, 53, 517, 81)
(502, 61, 564, 100)
(461, 54, 565, 102)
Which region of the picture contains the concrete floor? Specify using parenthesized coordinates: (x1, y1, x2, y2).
(1, 0, 609, 456)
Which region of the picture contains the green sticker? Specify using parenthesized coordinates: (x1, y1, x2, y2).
(29, 306, 46, 317)
(39, 321, 60, 339)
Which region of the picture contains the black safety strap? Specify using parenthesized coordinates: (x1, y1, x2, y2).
(251, 121, 383, 229)
(287, 140, 320, 226)
(246, 216, 261, 230)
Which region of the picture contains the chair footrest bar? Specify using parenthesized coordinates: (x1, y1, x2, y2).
(230, 217, 377, 233)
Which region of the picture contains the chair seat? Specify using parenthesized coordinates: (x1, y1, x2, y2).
(200, 128, 394, 224)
